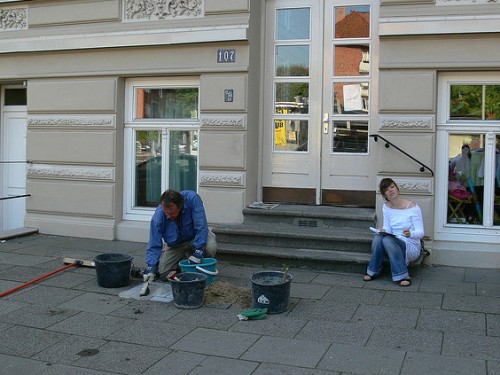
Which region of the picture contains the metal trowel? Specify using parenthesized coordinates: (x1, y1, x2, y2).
(139, 273, 154, 297)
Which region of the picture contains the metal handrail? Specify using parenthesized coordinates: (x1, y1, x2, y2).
(369, 134, 434, 176)
(0, 194, 31, 201)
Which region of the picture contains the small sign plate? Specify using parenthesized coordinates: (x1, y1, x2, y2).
(217, 49, 236, 63)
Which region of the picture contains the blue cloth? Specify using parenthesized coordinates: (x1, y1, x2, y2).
(146, 190, 208, 267)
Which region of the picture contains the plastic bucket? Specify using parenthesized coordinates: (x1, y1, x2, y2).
(251, 271, 293, 314)
(179, 258, 218, 285)
(93, 253, 133, 288)
(171, 272, 207, 309)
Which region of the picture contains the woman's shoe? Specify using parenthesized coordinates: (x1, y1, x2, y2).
(398, 278, 412, 287)
(363, 274, 380, 281)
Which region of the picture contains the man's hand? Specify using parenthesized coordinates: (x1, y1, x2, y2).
(188, 249, 206, 264)
(143, 265, 158, 277)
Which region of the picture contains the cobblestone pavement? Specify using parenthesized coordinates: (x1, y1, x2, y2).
(0, 234, 499, 375)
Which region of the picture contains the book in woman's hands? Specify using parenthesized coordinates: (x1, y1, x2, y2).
(369, 227, 405, 239)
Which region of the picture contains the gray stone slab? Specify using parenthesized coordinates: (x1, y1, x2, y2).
(323, 285, 384, 305)
(0, 299, 28, 315)
(106, 319, 195, 347)
(487, 313, 500, 336)
(0, 265, 59, 283)
(0, 305, 79, 329)
(11, 244, 65, 257)
(380, 290, 443, 309)
(367, 326, 443, 354)
(142, 350, 205, 375)
(290, 282, 330, 299)
(465, 268, 500, 284)
(401, 352, 487, 375)
(230, 314, 307, 338)
(417, 265, 466, 282)
(189, 356, 259, 375)
(253, 362, 339, 375)
(295, 320, 372, 345)
(7, 285, 84, 307)
(241, 335, 330, 368)
(288, 298, 358, 322)
(417, 308, 486, 335)
(47, 311, 134, 338)
(351, 304, 420, 329)
(0, 353, 51, 375)
(419, 279, 477, 296)
(0, 325, 69, 357)
(362, 276, 422, 291)
(488, 359, 500, 375)
(40, 270, 96, 288)
(311, 271, 366, 288)
(56, 292, 128, 314)
(33, 335, 107, 365)
(171, 327, 260, 358)
(478, 282, 500, 298)
(443, 332, 500, 360)
(40, 364, 116, 375)
(72, 341, 169, 375)
(317, 342, 405, 374)
(443, 294, 500, 314)
(166, 305, 240, 330)
(0, 253, 56, 267)
(110, 299, 181, 321)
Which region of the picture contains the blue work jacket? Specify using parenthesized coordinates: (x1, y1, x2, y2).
(145, 190, 208, 267)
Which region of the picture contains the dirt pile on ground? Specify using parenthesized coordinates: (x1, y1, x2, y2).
(204, 280, 252, 307)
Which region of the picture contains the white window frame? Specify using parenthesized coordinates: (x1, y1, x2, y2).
(123, 77, 200, 221)
(436, 72, 500, 242)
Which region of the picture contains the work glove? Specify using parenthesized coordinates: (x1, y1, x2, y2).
(237, 308, 268, 321)
(142, 265, 158, 279)
(188, 249, 206, 264)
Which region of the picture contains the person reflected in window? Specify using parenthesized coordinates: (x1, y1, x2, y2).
(363, 178, 424, 287)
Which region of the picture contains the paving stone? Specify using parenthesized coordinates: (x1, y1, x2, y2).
(367, 326, 443, 354)
(420, 279, 477, 296)
(418, 265, 466, 281)
(0, 325, 69, 357)
(40, 364, 116, 375)
(380, 290, 443, 309)
(291, 282, 330, 299)
(417, 309, 487, 335)
(487, 314, 500, 337)
(488, 359, 500, 375)
(6, 285, 84, 307)
(72, 340, 169, 375)
(311, 271, 366, 288)
(171, 327, 260, 358)
(166, 305, 240, 329)
(477, 283, 500, 298)
(295, 319, 372, 345)
(39, 270, 96, 288)
(401, 352, 487, 375)
(0, 305, 79, 329)
(253, 362, 339, 375)
(106, 319, 195, 347)
(33, 335, 108, 365)
(0, 253, 56, 267)
(189, 356, 259, 375)
(56, 292, 128, 314)
(241, 335, 330, 368)
(288, 298, 358, 322)
(362, 276, 422, 291)
(317, 342, 405, 374)
(0, 299, 28, 315)
(443, 294, 500, 314)
(443, 332, 500, 360)
(142, 350, 205, 375)
(0, 353, 51, 375)
(110, 300, 181, 321)
(465, 268, 500, 284)
(324, 285, 385, 305)
(231, 314, 307, 338)
(0, 265, 56, 283)
(351, 304, 420, 329)
(47, 311, 134, 338)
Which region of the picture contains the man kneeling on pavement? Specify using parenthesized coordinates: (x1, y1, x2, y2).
(143, 189, 216, 281)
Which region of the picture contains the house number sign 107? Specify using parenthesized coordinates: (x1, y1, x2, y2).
(217, 49, 236, 63)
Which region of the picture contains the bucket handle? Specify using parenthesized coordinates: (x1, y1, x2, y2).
(195, 266, 218, 276)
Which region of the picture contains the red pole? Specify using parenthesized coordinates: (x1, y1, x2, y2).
(0, 262, 80, 298)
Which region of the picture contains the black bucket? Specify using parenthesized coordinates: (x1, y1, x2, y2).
(93, 253, 134, 288)
(251, 271, 293, 314)
(171, 272, 207, 309)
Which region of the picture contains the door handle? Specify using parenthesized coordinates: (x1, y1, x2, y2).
(323, 113, 329, 134)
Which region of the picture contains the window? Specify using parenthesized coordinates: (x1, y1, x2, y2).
(124, 78, 199, 220)
(331, 5, 371, 154)
(438, 74, 500, 236)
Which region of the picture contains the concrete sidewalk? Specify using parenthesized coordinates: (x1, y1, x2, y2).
(0, 234, 499, 375)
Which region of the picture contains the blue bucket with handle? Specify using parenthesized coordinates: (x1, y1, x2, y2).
(179, 258, 218, 285)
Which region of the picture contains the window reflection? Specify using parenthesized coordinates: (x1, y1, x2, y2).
(450, 85, 500, 121)
(275, 82, 309, 114)
(135, 130, 162, 207)
(169, 130, 198, 193)
(274, 119, 308, 152)
(334, 45, 369, 76)
(333, 120, 368, 153)
(333, 82, 369, 114)
(276, 8, 310, 40)
(135, 88, 198, 119)
(276, 46, 310, 77)
(334, 6, 370, 39)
